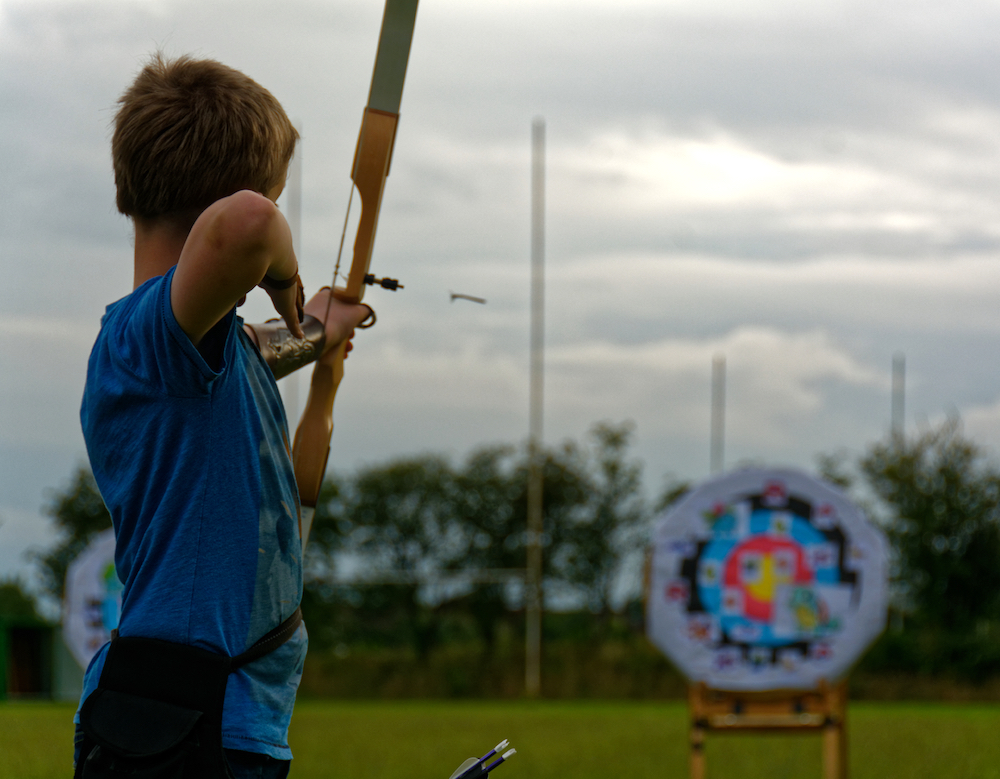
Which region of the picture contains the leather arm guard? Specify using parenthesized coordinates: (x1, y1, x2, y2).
(244, 315, 327, 380)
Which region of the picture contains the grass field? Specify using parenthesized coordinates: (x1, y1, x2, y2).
(3, 699, 1000, 778)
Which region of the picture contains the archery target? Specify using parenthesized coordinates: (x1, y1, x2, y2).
(63, 528, 121, 669)
(647, 468, 888, 691)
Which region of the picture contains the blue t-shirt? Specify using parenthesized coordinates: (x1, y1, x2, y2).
(77, 267, 306, 759)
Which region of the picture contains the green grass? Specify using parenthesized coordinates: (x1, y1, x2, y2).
(4, 699, 1000, 778)
(0, 701, 78, 778)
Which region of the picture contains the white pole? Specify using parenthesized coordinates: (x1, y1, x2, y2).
(525, 118, 545, 698)
(891, 352, 905, 439)
(710, 354, 726, 475)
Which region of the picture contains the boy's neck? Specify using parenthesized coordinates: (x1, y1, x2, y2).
(132, 212, 199, 290)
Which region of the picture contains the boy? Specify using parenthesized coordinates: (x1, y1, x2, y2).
(73, 54, 369, 778)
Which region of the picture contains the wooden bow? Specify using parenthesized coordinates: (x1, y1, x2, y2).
(292, 0, 419, 548)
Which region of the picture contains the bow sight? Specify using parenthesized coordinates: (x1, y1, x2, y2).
(363, 273, 404, 291)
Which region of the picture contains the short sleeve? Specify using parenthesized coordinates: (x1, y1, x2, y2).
(102, 266, 239, 398)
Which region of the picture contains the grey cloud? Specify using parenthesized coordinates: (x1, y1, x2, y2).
(4, 0, 1000, 583)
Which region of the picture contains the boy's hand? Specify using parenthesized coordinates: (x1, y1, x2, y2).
(241, 286, 371, 380)
(303, 287, 373, 357)
(260, 273, 306, 339)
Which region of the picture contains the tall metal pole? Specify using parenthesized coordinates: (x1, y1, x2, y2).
(710, 354, 726, 475)
(525, 118, 545, 698)
(891, 352, 905, 440)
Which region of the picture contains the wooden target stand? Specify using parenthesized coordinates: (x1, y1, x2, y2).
(687, 679, 848, 779)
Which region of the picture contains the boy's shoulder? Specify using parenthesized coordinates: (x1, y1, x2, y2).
(100, 274, 163, 328)
(90, 268, 245, 393)
(91, 273, 168, 369)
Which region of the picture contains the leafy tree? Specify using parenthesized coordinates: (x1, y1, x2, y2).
(33, 465, 112, 600)
(448, 445, 525, 652)
(342, 455, 461, 575)
(303, 422, 652, 654)
(550, 422, 647, 617)
(652, 479, 691, 515)
(860, 420, 1000, 632)
(308, 455, 464, 657)
(450, 446, 521, 574)
(440, 424, 646, 628)
(0, 578, 42, 621)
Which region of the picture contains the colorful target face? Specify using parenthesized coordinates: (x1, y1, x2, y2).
(63, 528, 122, 669)
(647, 469, 888, 691)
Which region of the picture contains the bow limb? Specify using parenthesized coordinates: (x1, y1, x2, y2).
(291, 340, 344, 541)
(292, 0, 419, 549)
(341, 108, 400, 302)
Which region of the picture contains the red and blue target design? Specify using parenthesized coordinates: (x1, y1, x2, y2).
(676, 481, 856, 660)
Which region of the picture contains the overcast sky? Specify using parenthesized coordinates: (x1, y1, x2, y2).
(3, 0, 1000, 591)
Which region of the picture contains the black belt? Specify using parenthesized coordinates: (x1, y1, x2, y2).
(234, 606, 304, 668)
(108, 605, 303, 668)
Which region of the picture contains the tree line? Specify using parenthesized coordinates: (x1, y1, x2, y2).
(299, 421, 655, 656)
(17, 417, 1000, 682)
(821, 419, 1000, 681)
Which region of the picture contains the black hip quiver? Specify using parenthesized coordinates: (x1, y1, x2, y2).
(75, 608, 302, 779)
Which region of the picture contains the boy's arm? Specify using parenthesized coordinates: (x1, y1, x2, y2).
(170, 190, 303, 347)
